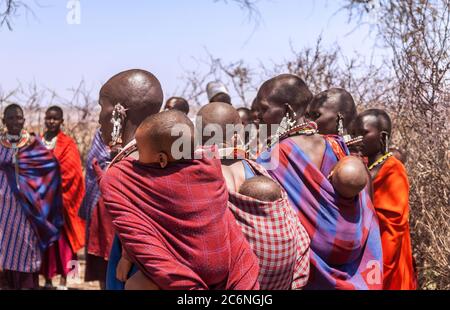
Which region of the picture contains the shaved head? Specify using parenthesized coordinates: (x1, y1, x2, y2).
(197, 102, 242, 145)
(136, 110, 194, 164)
(239, 176, 282, 202)
(256, 74, 313, 125)
(356, 109, 392, 136)
(353, 109, 392, 158)
(46, 106, 64, 119)
(98, 69, 164, 146)
(164, 97, 190, 115)
(237, 107, 253, 126)
(2, 104, 25, 136)
(306, 88, 357, 135)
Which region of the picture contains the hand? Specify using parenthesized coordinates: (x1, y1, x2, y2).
(116, 256, 133, 282)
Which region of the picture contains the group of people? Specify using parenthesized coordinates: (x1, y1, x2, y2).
(0, 68, 417, 290)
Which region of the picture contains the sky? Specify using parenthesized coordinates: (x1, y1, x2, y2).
(0, 0, 381, 104)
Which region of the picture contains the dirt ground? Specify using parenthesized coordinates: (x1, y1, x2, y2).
(39, 250, 101, 290)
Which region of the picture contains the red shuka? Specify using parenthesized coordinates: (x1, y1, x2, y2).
(53, 132, 86, 253)
(373, 156, 417, 290)
(100, 155, 260, 290)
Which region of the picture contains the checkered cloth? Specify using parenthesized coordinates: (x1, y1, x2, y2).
(228, 160, 310, 290)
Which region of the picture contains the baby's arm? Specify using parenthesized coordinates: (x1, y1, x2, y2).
(116, 255, 133, 282)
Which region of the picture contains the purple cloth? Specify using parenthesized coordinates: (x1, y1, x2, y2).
(257, 136, 383, 290)
(79, 129, 110, 221)
(0, 137, 63, 272)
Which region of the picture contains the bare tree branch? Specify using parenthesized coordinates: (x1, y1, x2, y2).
(342, 0, 450, 290)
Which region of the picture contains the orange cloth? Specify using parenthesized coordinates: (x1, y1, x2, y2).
(373, 156, 417, 290)
(53, 132, 86, 253)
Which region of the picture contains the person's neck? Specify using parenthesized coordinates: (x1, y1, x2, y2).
(121, 126, 137, 147)
(368, 152, 385, 166)
(44, 130, 59, 140)
(109, 126, 137, 159)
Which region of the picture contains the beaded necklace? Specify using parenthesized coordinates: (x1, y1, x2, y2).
(268, 121, 318, 149)
(344, 135, 363, 147)
(0, 129, 31, 190)
(368, 152, 393, 171)
(42, 135, 58, 150)
(0, 129, 30, 149)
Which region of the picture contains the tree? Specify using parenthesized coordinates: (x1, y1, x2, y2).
(0, 0, 261, 30)
(0, 0, 36, 30)
(343, 0, 450, 290)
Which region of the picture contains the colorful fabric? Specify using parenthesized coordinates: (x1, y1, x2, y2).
(0, 270, 39, 289)
(40, 230, 75, 279)
(51, 132, 86, 253)
(78, 129, 113, 263)
(228, 159, 310, 290)
(106, 235, 139, 290)
(0, 146, 42, 273)
(373, 156, 417, 290)
(86, 159, 114, 260)
(0, 137, 63, 251)
(101, 149, 260, 290)
(0, 137, 63, 273)
(257, 135, 383, 290)
(79, 129, 110, 221)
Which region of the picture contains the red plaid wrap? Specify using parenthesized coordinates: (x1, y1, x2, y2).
(228, 160, 310, 290)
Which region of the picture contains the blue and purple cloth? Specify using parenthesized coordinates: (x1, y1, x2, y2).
(79, 129, 110, 222)
(0, 137, 63, 272)
(257, 135, 383, 290)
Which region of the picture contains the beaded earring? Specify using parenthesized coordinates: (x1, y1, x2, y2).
(337, 113, 345, 136)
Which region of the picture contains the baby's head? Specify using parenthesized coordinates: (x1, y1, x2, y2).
(239, 176, 282, 202)
(330, 156, 368, 199)
(135, 110, 194, 167)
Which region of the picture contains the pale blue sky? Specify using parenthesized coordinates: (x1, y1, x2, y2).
(0, 0, 381, 103)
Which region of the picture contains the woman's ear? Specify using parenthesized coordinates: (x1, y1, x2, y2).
(380, 131, 390, 154)
(158, 152, 169, 168)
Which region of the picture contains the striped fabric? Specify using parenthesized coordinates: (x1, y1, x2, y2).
(79, 129, 110, 222)
(228, 159, 310, 290)
(257, 135, 383, 290)
(0, 138, 63, 273)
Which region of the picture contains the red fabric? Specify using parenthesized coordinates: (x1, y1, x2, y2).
(373, 156, 417, 290)
(86, 158, 115, 260)
(324, 135, 347, 160)
(100, 154, 260, 290)
(228, 160, 310, 290)
(40, 230, 75, 279)
(52, 132, 86, 253)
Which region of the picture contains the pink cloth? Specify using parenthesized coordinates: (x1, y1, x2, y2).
(40, 231, 75, 279)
